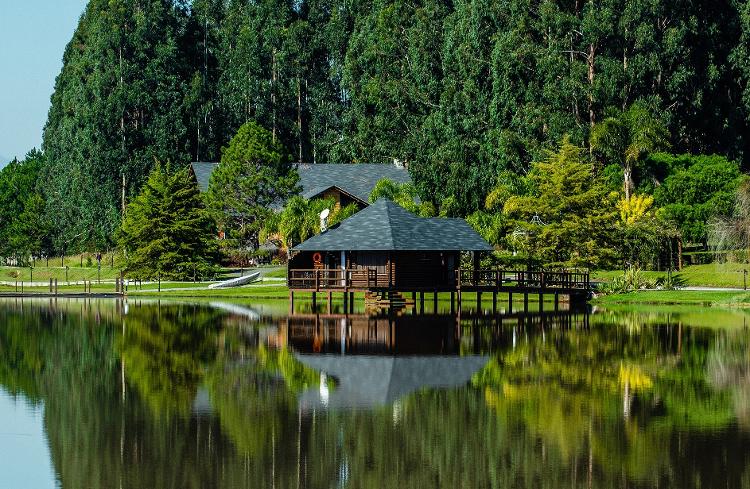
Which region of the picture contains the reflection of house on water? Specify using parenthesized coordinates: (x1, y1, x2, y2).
(268, 308, 590, 410)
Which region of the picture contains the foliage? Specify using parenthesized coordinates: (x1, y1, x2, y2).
(590, 100, 670, 200)
(32, 0, 750, 250)
(263, 195, 359, 249)
(649, 153, 744, 244)
(42, 0, 190, 251)
(618, 194, 654, 226)
(205, 121, 299, 249)
(502, 138, 619, 268)
(598, 266, 658, 295)
(0, 150, 49, 262)
(710, 179, 750, 260)
(369, 178, 436, 217)
(118, 163, 218, 279)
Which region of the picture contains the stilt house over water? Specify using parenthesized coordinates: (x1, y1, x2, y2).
(287, 198, 493, 292)
(287, 198, 591, 308)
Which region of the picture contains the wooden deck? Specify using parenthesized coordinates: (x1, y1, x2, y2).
(288, 268, 591, 305)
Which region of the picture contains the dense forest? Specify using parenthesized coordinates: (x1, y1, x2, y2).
(4, 0, 750, 261)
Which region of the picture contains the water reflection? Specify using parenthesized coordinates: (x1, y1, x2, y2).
(0, 298, 748, 488)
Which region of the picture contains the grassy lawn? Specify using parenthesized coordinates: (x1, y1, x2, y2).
(0, 265, 123, 282)
(594, 289, 750, 306)
(0, 281, 215, 294)
(593, 263, 750, 288)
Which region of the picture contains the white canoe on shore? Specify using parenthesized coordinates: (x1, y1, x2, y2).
(208, 271, 261, 289)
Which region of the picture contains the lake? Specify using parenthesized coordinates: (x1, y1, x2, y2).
(0, 298, 748, 488)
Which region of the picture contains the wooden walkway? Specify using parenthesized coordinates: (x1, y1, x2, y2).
(288, 268, 591, 310)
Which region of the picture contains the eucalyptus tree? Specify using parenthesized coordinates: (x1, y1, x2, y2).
(42, 0, 190, 252)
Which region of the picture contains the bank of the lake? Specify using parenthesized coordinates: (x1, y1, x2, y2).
(593, 263, 750, 289)
(594, 289, 750, 307)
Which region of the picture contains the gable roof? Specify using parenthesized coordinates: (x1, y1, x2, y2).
(296, 163, 411, 203)
(190, 162, 411, 202)
(293, 199, 493, 252)
(190, 162, 218, 192)
(296, 354, 490, 410)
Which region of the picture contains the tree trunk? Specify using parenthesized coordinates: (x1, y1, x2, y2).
(623, 164, 633, 201)
(587, 43, 596, 126)
(297, 76, 303, 163)
(271, 48, 277, 144)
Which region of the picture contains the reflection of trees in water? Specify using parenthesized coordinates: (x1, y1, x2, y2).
(707, 332, 750, 428)
(0, 301, 750, 488)
(474, 321, 750, 487)
(117, 305, 224, 417)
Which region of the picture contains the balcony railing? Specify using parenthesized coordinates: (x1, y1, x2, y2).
(288, 268, 391, 290)
(456, 269, 590, 290)
(288, 268, 590, 291)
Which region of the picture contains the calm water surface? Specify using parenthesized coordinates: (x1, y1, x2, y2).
(0, 298, 748, 488)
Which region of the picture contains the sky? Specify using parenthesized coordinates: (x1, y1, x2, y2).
(0, 0, 88, 165)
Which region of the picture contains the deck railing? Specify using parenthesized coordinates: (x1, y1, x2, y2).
(288, 268, 590, 291)
(287, 268, 391, 290)
(456, 269, 590, 290)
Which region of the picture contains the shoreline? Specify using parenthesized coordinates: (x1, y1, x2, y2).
(3, 286, 750, 308)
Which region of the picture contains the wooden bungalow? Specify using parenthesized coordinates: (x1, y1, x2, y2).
(288, 199, 492, 295)
(288, 198, 591, 308)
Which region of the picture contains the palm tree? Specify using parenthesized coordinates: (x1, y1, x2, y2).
(590, 100, 670, 200)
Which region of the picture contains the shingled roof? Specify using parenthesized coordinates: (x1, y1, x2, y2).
(296, 163, 411, 203)
(190, 162, 411, 202)
(293, 199, 493, 252)
(296, 354, 490, 410)
(190, 162, 218, 192)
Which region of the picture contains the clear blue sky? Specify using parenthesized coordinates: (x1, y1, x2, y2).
(0, 0, 88, 164)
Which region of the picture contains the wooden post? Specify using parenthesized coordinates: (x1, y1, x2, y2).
(492, 290, 497, 314)
(49, 278, 53, 293)
(343, 290, 348, 311)
(419, 292, 425, 314)
(450, 291, 455, 314)
(476, 291, 482, 311)
(472, 252, 480, 286)
(523, 293, 529, 311)
(554, 292, 559, 311)
(508, 292, 513, 313)
(433, 291, 438, 314)
(54, 279, 58, 295)
(327, 291, 332, 314)
(289, 291, 294, 313)
(312, 291, 317, 310)
(349, 292, 355, 313)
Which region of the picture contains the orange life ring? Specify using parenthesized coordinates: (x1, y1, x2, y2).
(312, 252, 322, 264)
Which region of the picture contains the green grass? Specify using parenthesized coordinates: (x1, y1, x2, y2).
(259, 266, 288, 279)
(0, 281, 215, 294)
(594, 289, 750, 306)
(0, 265, 123, 282)
(593, 263, 750, 288)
